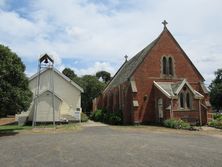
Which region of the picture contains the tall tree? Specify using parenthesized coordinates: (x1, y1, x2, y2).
(61, 68, 105, 113)
(62, 68, 77, 80)
(80, 75, 106, 113)
(0, 44, 32, 117)
(96, 71, 111, 83)
(209, 69, 222, 112)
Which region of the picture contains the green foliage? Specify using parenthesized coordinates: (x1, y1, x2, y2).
(208, 120, 222, 129)
(96, 71, 111, 83)
(81, 112, 89, 122)
(213, 113, 222, 121)
(61, 67, 107, 113)
(107, 111, 122, 125)
(91, 109, 104, 122)
(163, 119, 191, 129)
(80, 75, 106, 113)
(209, 69, 222, 112)
(0, 44, 33, 117)
(209, 113, 222, 129)
(91, 109, 123, 125)
(62, 68, 77, 80)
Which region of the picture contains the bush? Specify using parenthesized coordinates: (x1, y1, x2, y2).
(213, 113, 222, 121)
(107, 111, 122, 125)
(81, 112, 89, 122)
(209, 114, 222, 129)
(91, 109, 105, 122)
(163, 119, 191, 130)
(91, 109, 123, 125)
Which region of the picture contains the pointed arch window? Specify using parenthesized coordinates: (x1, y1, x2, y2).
(179, 93, 184, 108)
(186, 92, 191, 108)
(179, 87, 193, 109)
(163, 57, 167, 74)
(168, 57, 173, 75)
(162, 56, 174, 76)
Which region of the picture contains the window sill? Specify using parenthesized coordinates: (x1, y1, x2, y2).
(174, 109, 197, 112)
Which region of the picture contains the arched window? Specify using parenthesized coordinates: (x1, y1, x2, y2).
(179, 87, 193, 110)
(180, 93, 184, 108)
(168, 57, 173, 75)
(186, 92, 191, 108)
(162, 56, 174, 76)
(163, 57, 167, 74)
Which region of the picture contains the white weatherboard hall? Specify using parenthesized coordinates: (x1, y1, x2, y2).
(16, 54, 83, 124)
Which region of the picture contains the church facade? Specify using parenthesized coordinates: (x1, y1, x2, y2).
(93, 23, 212, 125)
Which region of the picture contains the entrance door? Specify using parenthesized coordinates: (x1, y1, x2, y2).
(158, 98, 163, 120)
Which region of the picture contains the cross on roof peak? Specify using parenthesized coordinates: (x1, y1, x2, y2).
(124, 55, 128, 61)
(162, 20, 168, 28)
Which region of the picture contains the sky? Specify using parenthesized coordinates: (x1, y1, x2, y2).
(0, 0, 222, 86)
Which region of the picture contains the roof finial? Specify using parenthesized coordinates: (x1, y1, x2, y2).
(162, 20, 168, 29)
(124, 55, 128, 62)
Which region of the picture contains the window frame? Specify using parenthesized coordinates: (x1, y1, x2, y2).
(179, 87, 193, 110)
(161, 56, 174, 76)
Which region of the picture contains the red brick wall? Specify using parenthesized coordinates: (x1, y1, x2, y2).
(95, 29, 211, 125)
(132, 29, 207, 123)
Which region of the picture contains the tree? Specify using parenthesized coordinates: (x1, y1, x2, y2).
(0, 44, 32, 117)
(209, 69, 222, 112)
(61, 67, 106, 113)
(80, 75, 106, 113)
(96, 70, 111, 83)
(62, 68, 77, 80)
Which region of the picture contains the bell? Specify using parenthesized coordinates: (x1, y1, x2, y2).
(44, 58, 49, 64)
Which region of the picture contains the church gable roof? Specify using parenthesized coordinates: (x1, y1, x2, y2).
(165, 28, 205, 81)
(104, 38, 159, 92)
(104, 25, 205, 93)
(154, 79, 204, 99)
(29, 68, 84, 93)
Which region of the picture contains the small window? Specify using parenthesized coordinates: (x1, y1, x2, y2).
(180, 93, 184, 108)
(163, 57, 167, 74)
(162, 56, 174, 76)
(179, 87, 193, 110)
(168, 57, 173, 75)
(186, 92, 191, 108)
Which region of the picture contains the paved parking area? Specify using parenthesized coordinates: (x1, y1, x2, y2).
(0, 125, 222, 167)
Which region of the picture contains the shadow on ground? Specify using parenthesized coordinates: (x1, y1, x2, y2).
(0, 125, 25, 137)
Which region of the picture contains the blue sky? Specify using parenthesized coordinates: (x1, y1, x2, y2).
(0, 0, 222, 85)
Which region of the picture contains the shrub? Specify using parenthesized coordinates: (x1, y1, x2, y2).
(91, 109, 105, 122)
(213, 113, 222, 121)
(163, 119, 191, 130)
(209, 114, 222, 129)
(81, 112, 89, 122)
(107, 111, 122, 125)
(91, 109, 123, 125)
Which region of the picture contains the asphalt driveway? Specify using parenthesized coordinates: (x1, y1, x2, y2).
(0, 125, 222, 167)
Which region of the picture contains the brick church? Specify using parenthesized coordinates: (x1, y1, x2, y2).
(93, 21, 212, 125)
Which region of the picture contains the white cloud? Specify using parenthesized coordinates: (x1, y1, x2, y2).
(0, 0, 222, 84)
(71, 61, 116, 77)
(0, 0, 6, 8)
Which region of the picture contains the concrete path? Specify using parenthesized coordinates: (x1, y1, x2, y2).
(80, 120, 108, 127)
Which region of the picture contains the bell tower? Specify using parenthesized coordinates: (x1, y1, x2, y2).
(32, 54, 56, 128)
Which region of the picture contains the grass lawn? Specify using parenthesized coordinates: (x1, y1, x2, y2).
(0, 125, 32, 136)
(0, 123, 80, 135)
